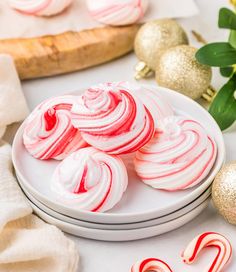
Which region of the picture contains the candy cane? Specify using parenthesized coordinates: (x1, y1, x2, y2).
(131, 258, 173, 272)
(182, 232, 232, 272)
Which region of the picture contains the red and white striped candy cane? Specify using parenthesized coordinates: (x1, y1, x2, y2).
(182, 232, 232, 272)
(131, 258, 173, 272)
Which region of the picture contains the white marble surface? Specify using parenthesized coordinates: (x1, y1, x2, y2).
(20, 0, 236, 271)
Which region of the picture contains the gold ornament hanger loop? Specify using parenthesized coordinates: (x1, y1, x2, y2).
(202, 86, 217, 102)
(134, 61, 154, 80)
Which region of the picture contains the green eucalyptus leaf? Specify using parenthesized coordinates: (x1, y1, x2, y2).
(219, 7, 236, 30)
(220, 66, 234, 77)
(196, 42, 236, 67)
(209, 75, 236, 130)
(229, 30, 236, 48)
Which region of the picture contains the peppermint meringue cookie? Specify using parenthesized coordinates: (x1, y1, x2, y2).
(135, 116, 217, 191)
(51, 147, 128, 212)
(86, 0, 149, 26)
(9, 0, 73, 16)
(121, 83, 174, 129)
(71, 82, 155, 155)
(23, 95, 87, 160)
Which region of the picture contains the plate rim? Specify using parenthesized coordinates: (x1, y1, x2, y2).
(30, 197, 210, 241)
(20, 181, 212, 230)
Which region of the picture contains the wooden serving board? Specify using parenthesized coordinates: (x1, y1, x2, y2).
(0, 25, 140, 80)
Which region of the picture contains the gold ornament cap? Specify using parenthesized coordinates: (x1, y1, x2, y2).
(134, 61, 154, 80)
(202, 86, 217, 102)
(212, 162, 236, 225)
(134, 19, 188, 73)
(155, 45, 212, 100)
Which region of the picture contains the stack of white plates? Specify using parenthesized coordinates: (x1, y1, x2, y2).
(12, 87, 225, 242)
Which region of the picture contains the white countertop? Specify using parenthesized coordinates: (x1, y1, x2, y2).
(20, 0, 236, 271)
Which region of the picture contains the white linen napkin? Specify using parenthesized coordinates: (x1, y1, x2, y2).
(0, 55, 28, 134)
(0, 55, 79, 272)
(0, 0, 199, 39)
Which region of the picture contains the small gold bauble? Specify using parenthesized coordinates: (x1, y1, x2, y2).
(212, 162, 236, 225)
(155, 45, 212, 100)
(134, 19, 188, 72)
(230, 0, 236, 7)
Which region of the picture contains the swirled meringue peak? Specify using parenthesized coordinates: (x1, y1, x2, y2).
(23, 95, 87, 160)
(120, 83, 174, 129)
(86, 0, 149, 26)
(51, 147, 128, 212)
(71, 82, 155, 155)
(9, 0, 73, 16)
(134, 116, 217, 191)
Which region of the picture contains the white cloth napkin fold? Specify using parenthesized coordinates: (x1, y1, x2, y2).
(0, 55, 79, 272)
(0, 55, 28, 137)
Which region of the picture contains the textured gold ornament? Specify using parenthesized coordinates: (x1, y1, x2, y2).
(212, 162, 236, 225)
(134, 19, 188, 79)
(155, 45, 212, 100)
(230, 0, 236, 7)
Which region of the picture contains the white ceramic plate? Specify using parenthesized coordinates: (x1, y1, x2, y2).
(12, 86, 225, 224)
(20, 181, 211, 230)
(30, 198, 210, 241)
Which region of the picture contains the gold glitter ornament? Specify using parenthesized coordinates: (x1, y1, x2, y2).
(212, 162, 236, 225)
(134, 19, 188, 79)
(155, 45, 213, 100)
(230, 0, 236, 7)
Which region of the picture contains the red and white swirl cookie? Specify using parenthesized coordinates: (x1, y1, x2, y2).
(51, 147, 128, 212)
(134, 116, 217, 191)
(131, 258, 173, 272)
(71, 82, 155, 155)
(121, 83, 174, 129)
(9, 0, 72, 16)
(86, 0, 149, 26)
(182, 232, 232, 272)
(23, 95, 87, 160)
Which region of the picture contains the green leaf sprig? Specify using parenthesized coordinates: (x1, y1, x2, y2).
(195, 7, 236, 130)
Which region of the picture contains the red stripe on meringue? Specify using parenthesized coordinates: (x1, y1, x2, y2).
(44, 108, 57, 131)
(92, 162, 112, 212)
(74, 165, 88, 194)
